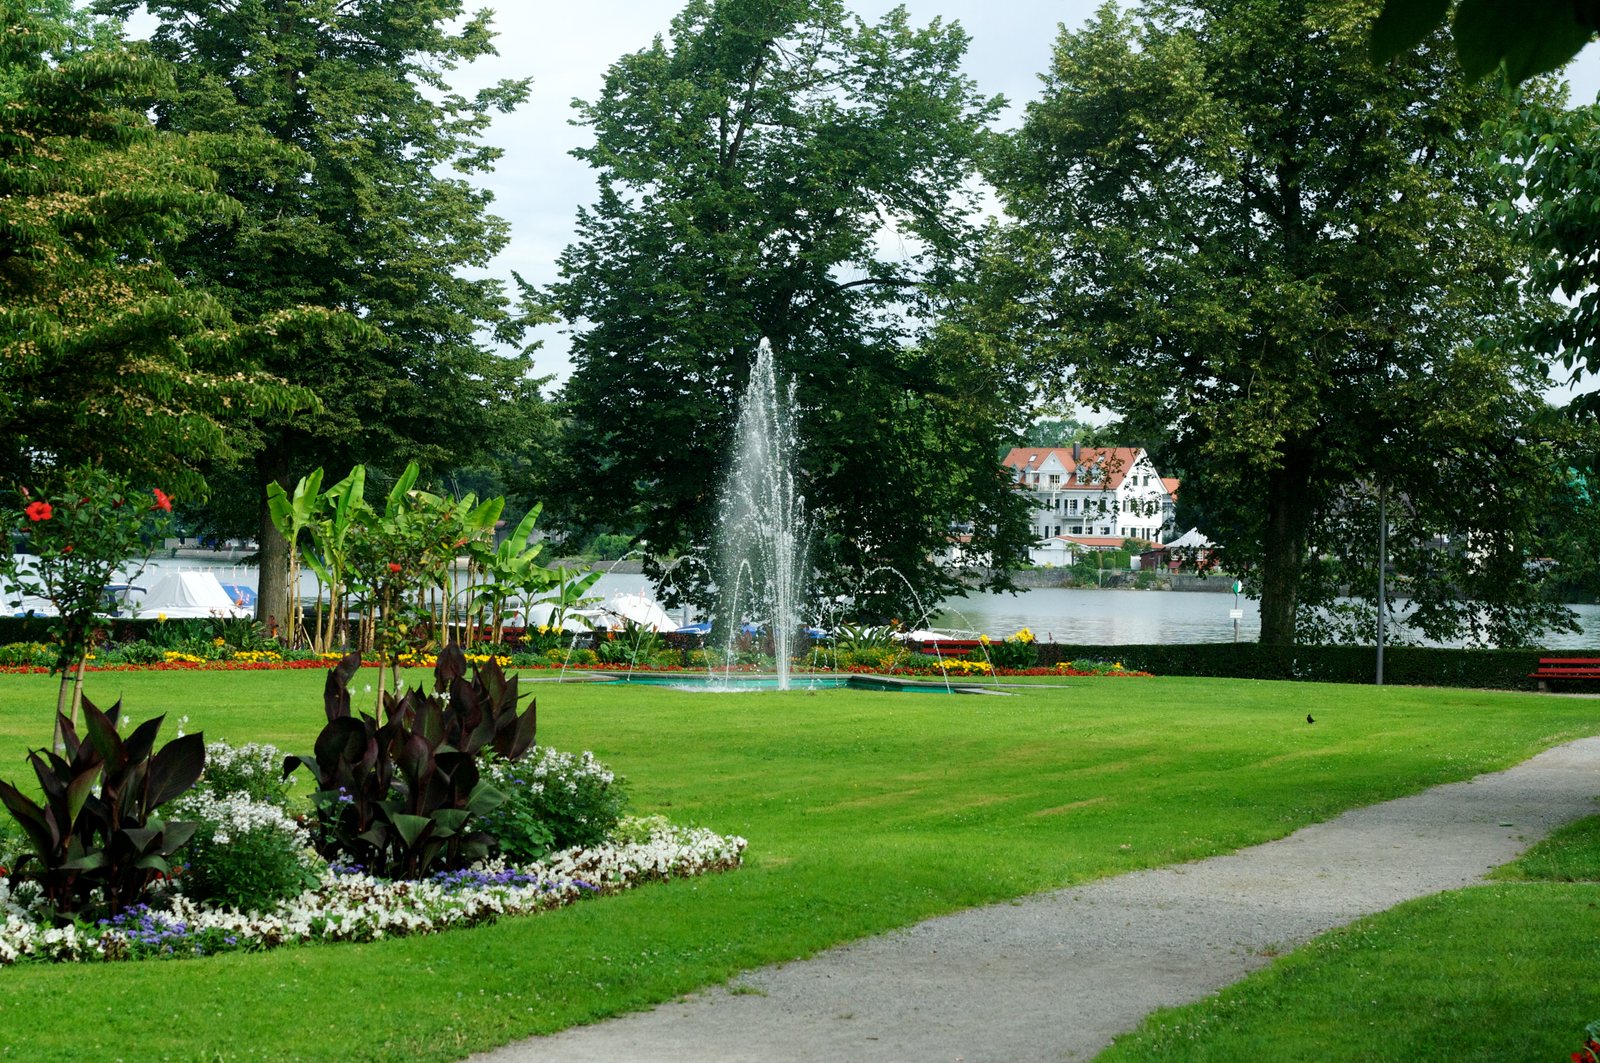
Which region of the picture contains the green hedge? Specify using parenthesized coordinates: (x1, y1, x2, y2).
(1032, 642, 1586, 692)
(0, 615, 201, 645)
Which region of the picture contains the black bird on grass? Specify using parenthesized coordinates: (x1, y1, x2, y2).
(1306, 714, 1315, 724)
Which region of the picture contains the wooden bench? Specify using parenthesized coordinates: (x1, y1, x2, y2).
(1530, 657, 1600, 692)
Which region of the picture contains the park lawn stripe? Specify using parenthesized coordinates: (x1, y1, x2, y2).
(1093, 882, 1600, 1062)
(0, 672, 1590, 1063)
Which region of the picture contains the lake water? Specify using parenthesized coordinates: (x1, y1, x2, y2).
(88, 560, 1600, 650)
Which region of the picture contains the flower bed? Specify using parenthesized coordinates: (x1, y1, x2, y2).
(0, 821, 745, 964)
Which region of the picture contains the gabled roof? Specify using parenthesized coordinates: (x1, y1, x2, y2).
(998, 445, 1177, 493)
(1002, 446, 1149, 491)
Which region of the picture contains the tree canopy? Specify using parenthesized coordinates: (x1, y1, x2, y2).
(985, 0, 1573, 645)
(0, 0, 328, 494)
(97, 0, 540, 620)
(544, 0, 1033, 621)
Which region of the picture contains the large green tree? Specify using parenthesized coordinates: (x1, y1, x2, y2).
(97, 0, 536, 623)
(985, 0, 1570, 645)
(545, 0, 1033, 622)
(0, 0, 324, 493)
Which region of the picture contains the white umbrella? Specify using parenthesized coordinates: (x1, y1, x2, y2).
(588, 592, 675, 632)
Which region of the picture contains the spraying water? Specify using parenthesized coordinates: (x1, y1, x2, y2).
(717, 339, 808, 690)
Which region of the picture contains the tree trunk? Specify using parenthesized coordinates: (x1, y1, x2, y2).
(1257, 452, 1314, 645)
(256, 445, 292, 629)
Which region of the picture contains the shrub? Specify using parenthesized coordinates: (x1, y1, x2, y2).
(609, 813, 670, 846)
(165, 790, 320, 911)
(481, 747, 628, 853)
(838, 646, 906, 670)
(1027, 642, 1556, 690)
(199, 740, 293, 806)
(0, 643, 51, 667)
(975, 629, 1038, 669)
(542, 647, 596, 666)
(111, 640, 166, 665)
(596, 620, 661, 665)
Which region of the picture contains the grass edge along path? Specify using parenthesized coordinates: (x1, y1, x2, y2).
(1094, 816, 1600, 1062)
(0, 671, 1592, 1063)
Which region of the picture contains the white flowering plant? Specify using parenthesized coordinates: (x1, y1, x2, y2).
(196, 739, 293, 806)
(481, 747, 628, 859)
(164, 789, 323, 912)
(0, 818, 745, 965)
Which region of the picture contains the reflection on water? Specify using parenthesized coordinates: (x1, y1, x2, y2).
(934, 587, 1600, 649)
(933, 588, 1260, 645)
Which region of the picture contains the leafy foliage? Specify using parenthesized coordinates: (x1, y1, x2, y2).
(481, 748, 628, 855)
(166, 788, 320, 912)
(1369, 0, 1595, 83)
(0, 697, 203, 917)
(984, 0, 1573, 645)
(93, 0, 542, 622)
(595, 620, 663, 667)
(0, 466, 174, 732)
(0, 0, 331, 490)
(283, 644, 536, 879)
(542, 0, 1033, 621)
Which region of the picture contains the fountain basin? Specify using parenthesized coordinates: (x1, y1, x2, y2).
(591, 673, 1007, 694)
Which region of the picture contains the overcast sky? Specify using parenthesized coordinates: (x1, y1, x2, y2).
(124, 1, 1600, 402)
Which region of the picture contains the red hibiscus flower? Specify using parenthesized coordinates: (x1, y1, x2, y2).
(152, 488, 172, 512)
(24, 501, 52, 522)
(388, 562, 402, 573)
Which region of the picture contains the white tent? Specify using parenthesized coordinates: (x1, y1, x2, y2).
(128, 571, 252, 619)
(1166, 528, 1215, 549)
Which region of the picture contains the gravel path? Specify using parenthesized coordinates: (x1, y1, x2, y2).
(474, 736, 1600, 1063)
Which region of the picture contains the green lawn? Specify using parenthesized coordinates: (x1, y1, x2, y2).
(0, 670, 1592, 1063)
(1096, 812, 1600, 1062)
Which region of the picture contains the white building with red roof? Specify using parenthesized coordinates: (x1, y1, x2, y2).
(1000, 444, 1179, 564)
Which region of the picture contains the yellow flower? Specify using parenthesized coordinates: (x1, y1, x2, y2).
(157, 613, 167, 622)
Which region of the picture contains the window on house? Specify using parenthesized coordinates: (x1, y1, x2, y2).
(1048, 474, 1061, 488)
(1055, 525, 1062, 536)
(1071, 526, 1083, 535)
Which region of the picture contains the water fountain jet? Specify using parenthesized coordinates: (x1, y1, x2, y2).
(717, 339, 808, 690)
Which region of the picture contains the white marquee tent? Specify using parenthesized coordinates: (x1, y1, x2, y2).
(128, 572, 252, 619)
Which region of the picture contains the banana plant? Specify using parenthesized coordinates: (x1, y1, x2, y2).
(266, 468, 325, 649)
(469, 506, 557, 645)
(303, 466, 368, 654)
(536, 565, 604, 634)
